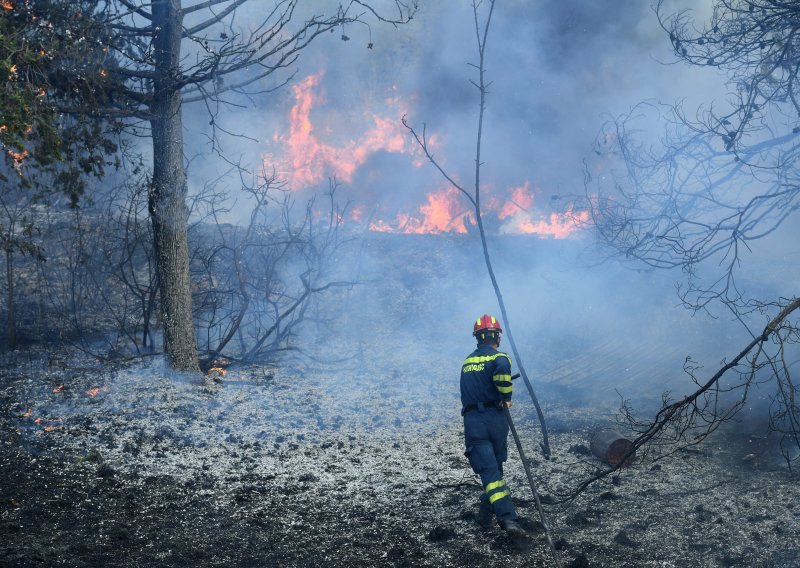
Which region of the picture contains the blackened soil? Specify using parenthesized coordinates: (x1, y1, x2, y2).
(2, 351, 800, 568)
(0, 435, 537, 568)
(1, 444, 279, 568)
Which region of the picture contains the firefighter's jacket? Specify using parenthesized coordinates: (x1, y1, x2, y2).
(459, 345, 513, 409)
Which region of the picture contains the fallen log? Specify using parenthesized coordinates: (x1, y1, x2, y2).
(590, 429, 635, 467)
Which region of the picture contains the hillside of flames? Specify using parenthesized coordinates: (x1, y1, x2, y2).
(263, 71, 589, 238)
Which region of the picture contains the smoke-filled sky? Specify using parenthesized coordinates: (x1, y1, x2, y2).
(183, 0, 726, 237)
(174, 1, 799, 408)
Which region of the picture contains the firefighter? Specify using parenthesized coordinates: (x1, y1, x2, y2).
(460, 314, 526, 537)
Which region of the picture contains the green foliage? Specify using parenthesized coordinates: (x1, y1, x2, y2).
(0, 0, 119, 206)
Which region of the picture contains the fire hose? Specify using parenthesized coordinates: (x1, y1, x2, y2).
(506, 373, 562, 567)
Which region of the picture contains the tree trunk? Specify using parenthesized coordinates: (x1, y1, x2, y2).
(6, 247, 16, 349)
(149, 0, 198, 371)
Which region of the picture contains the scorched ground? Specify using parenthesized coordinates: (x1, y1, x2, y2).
(2, 347, 798, 567)
(2, 234, 799, 567)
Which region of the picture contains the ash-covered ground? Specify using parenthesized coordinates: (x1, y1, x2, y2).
(2, 234, 798, 567)
(2, 349, 798, 568)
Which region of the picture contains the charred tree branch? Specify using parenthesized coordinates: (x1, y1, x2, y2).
(557, 296, 800, 501)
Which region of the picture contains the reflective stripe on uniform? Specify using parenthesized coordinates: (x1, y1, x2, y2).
(489, 489, 511, 504)
(463, 353, 511, 365)
(485, 480, 505, 492)
(484, 479, 511, 504)
(493, 373, 513, 394)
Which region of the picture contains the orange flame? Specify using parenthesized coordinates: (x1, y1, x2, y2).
(508, 208, 590, 238)
(208, 367, 226, 376)
(2, 1, 13, 10)
(85, 387, 109, 397)
(53, 384, 64, 393)
(498, 182, 534, 219)
(268, 72, 409, 188)
(368, 181, 587, 238)
(44, 425, 55, 432)
(369, 187, 472, 234)
(492, 182, 587, 238)
(22, 408, 31, 418)
(265, 72, 586, 239)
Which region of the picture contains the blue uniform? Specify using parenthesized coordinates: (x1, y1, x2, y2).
(460, 345, 517, 524)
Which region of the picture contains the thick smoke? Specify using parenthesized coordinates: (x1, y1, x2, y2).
(179, 1, 725, 240)
(167, 1, 794, 425)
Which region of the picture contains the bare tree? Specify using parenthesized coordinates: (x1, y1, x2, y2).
(94, 173, 159, 354)
(587, 0, 798, 311)
(577, 0, 800, 481)
(0, 177, 45, 349)
(54, 0, 417, 370)
(402, 0, 552, 458)
(190, 173, 354, 369)
(4, 156, 349, 365)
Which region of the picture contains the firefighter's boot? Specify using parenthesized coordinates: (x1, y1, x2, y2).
(500, 519, 527, 539)
(476, 499, 493, 529)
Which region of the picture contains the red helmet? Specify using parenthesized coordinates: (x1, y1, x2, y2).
(473, 314, 503, 336)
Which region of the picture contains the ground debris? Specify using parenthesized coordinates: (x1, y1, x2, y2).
(1, 344, 799, 567)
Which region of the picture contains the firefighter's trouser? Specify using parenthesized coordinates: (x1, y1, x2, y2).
(463, 407, 517, 523)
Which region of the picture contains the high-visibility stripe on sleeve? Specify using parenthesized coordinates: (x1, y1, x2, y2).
(493, 373, 513, 394)
(488, 489, 510, 504)
(485, 480, 505, 492)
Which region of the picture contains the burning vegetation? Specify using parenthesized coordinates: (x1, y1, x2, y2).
(1, 0, 799, 566)
(265, 71, 588, 239)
